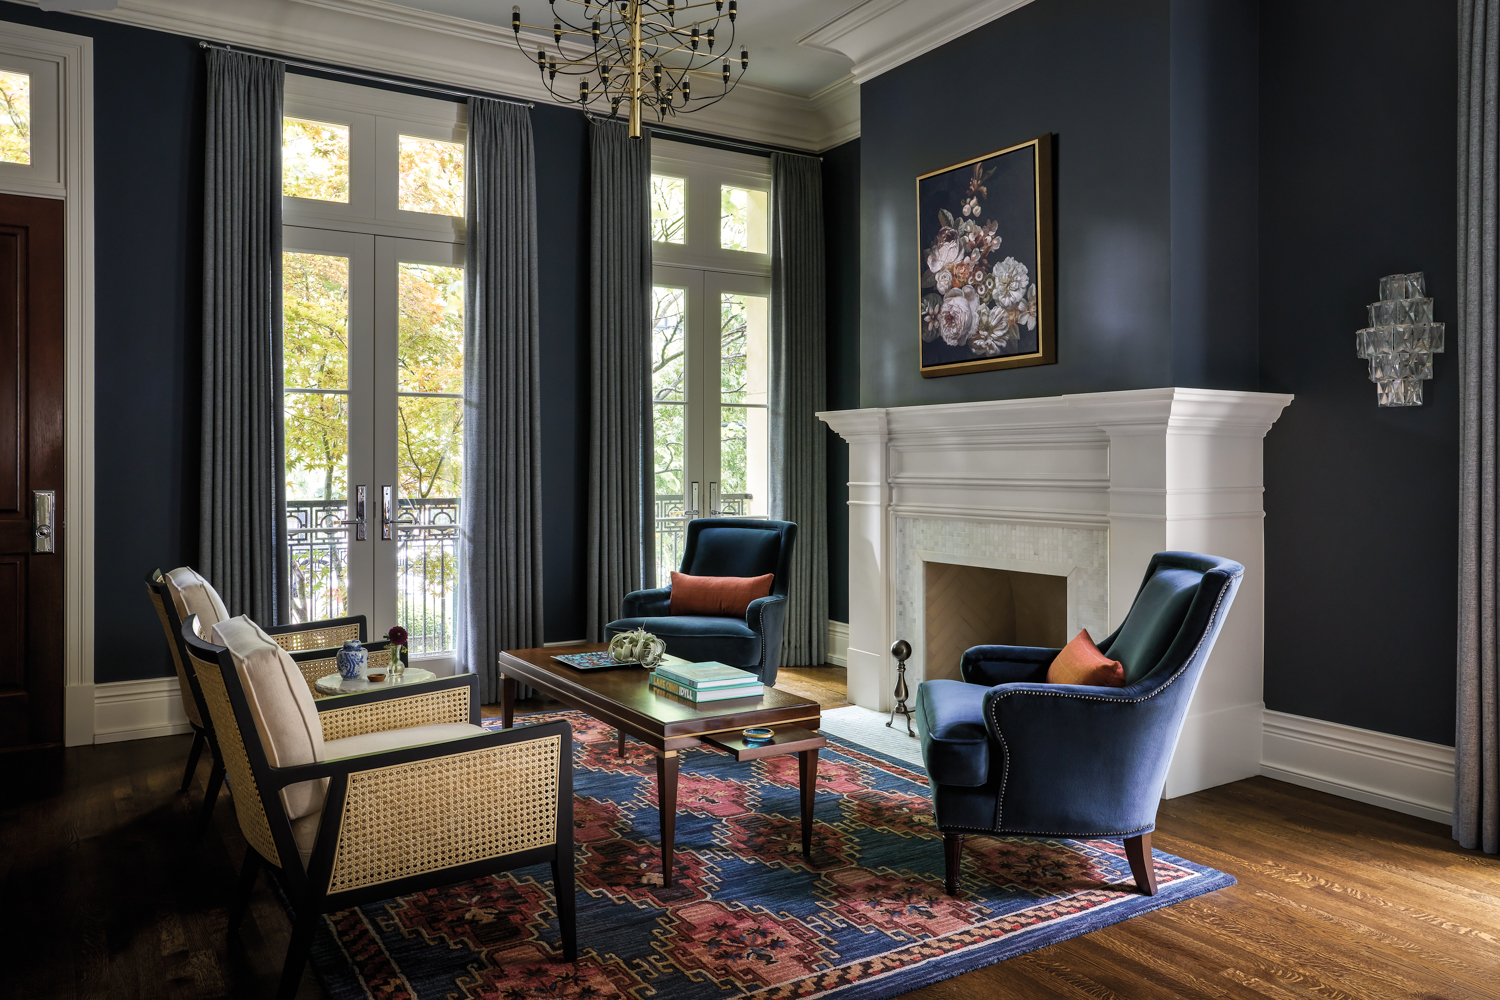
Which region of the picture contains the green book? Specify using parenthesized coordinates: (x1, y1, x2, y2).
(654, 661, 762, 690)
(650, 675, 763, 702)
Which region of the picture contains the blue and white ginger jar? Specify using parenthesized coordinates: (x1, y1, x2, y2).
(335, 639, 368, 680)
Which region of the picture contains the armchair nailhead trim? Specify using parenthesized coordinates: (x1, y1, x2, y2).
(988, 576, 1233, 832)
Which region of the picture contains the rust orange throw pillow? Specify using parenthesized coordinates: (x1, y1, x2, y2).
(1046, 629, 1127, 687)
(669, 571, 774, 618)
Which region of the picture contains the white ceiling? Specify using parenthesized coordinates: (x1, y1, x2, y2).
(377, 0, 859, 98)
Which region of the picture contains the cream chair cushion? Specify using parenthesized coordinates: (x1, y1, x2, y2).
(165, 566, 231, 636)
(290, 721, 487, 866)
(212, 615, 327, 821)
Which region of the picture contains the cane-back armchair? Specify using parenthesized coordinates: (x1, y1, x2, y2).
(181, 613, 576, 998)
(147, 567, 397, 829)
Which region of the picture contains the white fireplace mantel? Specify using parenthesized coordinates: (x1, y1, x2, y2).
(818, 387, 1294, 797)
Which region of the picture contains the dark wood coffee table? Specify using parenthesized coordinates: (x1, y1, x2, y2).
(497, 643, 826, 886)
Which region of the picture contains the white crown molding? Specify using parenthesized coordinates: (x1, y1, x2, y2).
(800, 0, 1035, 84)
(5, 0, 860, 150)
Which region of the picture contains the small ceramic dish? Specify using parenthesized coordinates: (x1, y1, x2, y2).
(742, 727, 775, 744)
(366, 673, 386, 683)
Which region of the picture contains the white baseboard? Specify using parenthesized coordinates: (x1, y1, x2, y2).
(65, 683, 95, 747)
(826, 620, 849, 667)
(1261, 710, 1455, 825)
(93, 676, 191, 744)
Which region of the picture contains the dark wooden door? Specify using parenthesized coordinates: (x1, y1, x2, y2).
(0, 193, 64, 750)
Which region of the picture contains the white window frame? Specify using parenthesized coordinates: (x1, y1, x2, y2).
(651, 140, 771, 276)
(649, 141, 773, 583)
(281, 75, 467, 672)
(283, 74, 467, 242)
(0, 43, 62, 197)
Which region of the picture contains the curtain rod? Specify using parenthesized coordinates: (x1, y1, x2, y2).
(197, 41, 535, 109)
(589, 113, 822, 161)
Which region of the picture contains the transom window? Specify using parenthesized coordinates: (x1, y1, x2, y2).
(0, 68, 30, 166)
(650, 141, 772, 585)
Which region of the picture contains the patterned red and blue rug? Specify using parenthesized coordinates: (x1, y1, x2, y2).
(306, 710, 1233, 999)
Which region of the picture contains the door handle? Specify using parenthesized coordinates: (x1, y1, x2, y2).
(682, 481, 700, 519)
(709, 481, 720, 516)
(32, 490, 55, 554)
(381, 486, 393, 540)
(339, 485, 367, 541)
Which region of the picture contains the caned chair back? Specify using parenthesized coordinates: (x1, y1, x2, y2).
(146, 569, 206, 730)
(181, 614, 288, 870)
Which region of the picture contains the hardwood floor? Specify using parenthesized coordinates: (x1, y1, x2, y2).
(5, 730, 1496, 1000)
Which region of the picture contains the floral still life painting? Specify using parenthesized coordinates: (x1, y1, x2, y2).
(918, 134, 1055, 377)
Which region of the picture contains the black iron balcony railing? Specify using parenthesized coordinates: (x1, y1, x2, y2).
(286, 497, 459, 654)
(652, 492, 755, 589)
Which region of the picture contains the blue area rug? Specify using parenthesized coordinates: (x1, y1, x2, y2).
(307, 710, 1233, 999)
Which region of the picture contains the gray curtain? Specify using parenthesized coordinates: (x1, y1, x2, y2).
(458, 98, 544, 701)
(769, 152, 828, 666)
(586, 120, 654, 641)
(1458, 0, 1500, 855)
(201, 49, 285, 625)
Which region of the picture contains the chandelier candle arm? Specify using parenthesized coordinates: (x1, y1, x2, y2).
(512, 0, 748, 137)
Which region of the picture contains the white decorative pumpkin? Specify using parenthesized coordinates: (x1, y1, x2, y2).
(608, 628, 666, 667)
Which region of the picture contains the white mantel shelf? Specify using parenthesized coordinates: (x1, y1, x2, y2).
(818, 387, 1294, 798)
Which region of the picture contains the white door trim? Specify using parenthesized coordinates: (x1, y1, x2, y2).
(0, 21, 94, 747)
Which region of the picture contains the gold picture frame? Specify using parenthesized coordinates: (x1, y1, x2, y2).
(917, 133, 1055, 377)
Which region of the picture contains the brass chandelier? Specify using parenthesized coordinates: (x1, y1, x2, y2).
(512, 1, 749, 139)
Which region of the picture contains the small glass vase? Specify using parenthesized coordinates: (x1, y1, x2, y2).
(389, 645, 406, 680)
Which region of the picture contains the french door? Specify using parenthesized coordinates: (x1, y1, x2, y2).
(651, 264, 771, 585)
(282, 226, 464, 670)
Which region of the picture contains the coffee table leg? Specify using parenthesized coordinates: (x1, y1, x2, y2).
(501, 675, 515, 729)
(656, 751, 679, 887)
(618, 729, 627, 757)
(800, 748, 819, 856)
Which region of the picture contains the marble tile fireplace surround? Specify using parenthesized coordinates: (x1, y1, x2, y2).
(819, 388, 1293, 797)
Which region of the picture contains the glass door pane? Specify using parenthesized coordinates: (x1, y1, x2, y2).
(393, 257, 463, 655)
(283, 228, 374, 628)
(652, 277, 692, 586)
(705, 272, 770, 520)
(283, 250, 351, 622)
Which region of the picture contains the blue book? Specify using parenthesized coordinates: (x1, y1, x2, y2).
(654, 661, 762, 690)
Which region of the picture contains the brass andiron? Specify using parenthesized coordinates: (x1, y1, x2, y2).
(887, 639, 916, 737)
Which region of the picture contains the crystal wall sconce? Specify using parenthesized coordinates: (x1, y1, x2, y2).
(1355, 272, 1445, 406)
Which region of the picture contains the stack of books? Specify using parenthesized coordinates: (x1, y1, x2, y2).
(649, 662, 764, 702)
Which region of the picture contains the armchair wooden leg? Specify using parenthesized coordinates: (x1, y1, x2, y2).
(196, 758, 224, 839)
(228, 848, 261, 937)
(1124, 832, 1158, 896)
(551, 855, 577, 963)
(276, 909, 319, 1000)
(943, 833, 964, 897)
(180, 729, 206, 792)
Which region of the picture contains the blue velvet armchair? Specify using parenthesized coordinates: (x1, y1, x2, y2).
(607, 518, 797, 685)
(915, 551, 1244, 897)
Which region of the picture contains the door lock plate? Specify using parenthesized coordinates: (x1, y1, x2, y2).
(32, 490, 56, 554)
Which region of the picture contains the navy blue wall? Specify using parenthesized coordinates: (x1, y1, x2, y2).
(1259, 0, 1458, 745)
(0, 5, 206, 684)
(859, 0, 1175, 409)
(0, 5, 597, 681)
(823, 137, 859, 625)
(1169, 0, 1259, 389)
(846, 0, 1460, 744)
